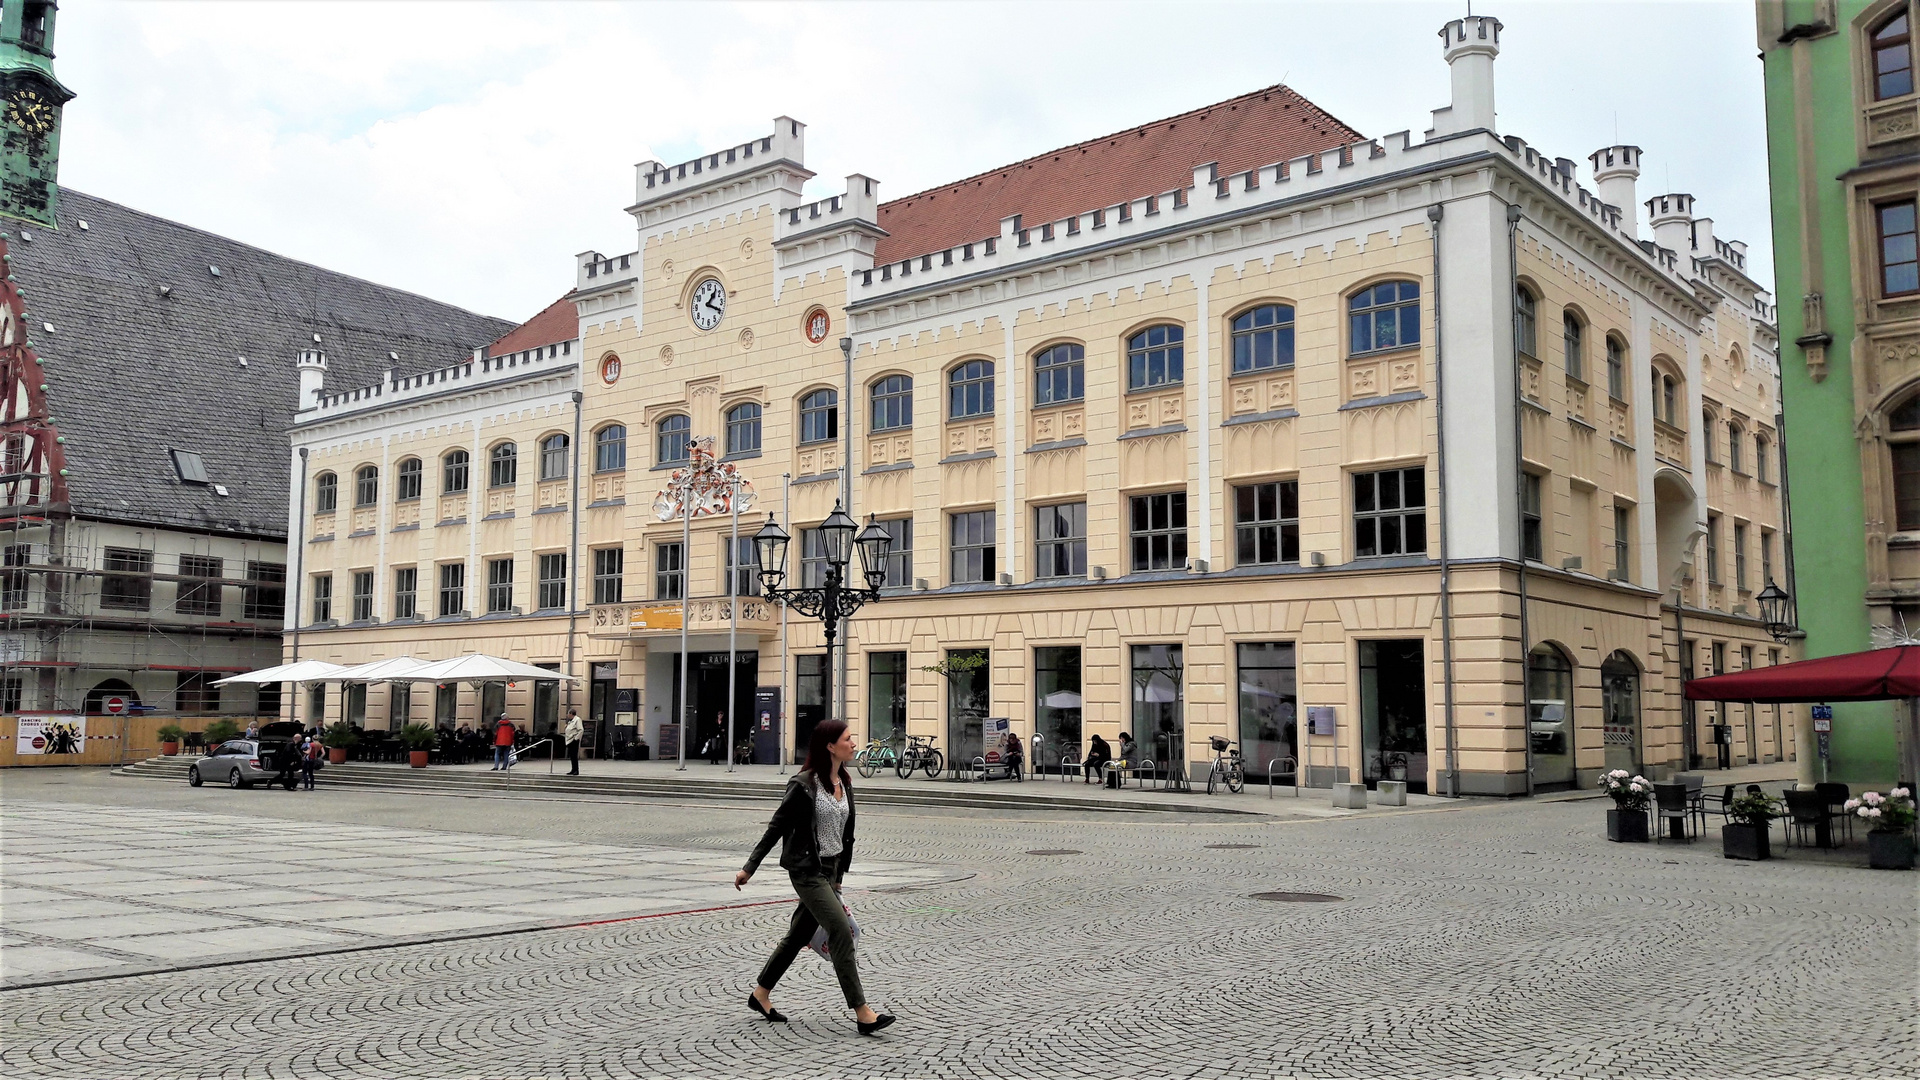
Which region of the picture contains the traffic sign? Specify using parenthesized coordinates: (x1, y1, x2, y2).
(102, 696, 128, 716)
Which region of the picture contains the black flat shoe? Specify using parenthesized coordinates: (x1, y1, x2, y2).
(857, 1014, 895, 1036)
(746, 993, 787, 1023)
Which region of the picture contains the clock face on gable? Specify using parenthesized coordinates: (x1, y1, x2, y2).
(5, 89, 55, 136)
(690, 278, 726, 331)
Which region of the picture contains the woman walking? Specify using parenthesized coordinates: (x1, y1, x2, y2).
(734, 718, 894, 1035)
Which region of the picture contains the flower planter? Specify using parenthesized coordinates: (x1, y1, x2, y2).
(327, 746, 347, 765)
(160, 741, 179, 757)
(1867, 830, 1915, 870)
(1607, 807, 1650, 843)
(1721, 823, 1771, 861)
(409, 749, 429, 769)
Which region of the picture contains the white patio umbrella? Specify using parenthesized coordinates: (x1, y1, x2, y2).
(388, 653, 582, 685)
(211, 659, 349, 686)
(330, 655, 430, 682)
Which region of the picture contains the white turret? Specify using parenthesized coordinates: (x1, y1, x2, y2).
(296, 349, 327, 411)
(1427, 15, 1503, 138)
(1589, 145, 1642, 237)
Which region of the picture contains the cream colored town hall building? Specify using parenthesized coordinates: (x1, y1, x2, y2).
(287, 14, 1793, 794)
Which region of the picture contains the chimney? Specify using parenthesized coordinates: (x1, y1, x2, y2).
(1645, 193, 1695, 257)
(296, 349, 328, 410)
(1428, 15, 1503, 137)
(1691, 216, 1715, 257)
(1589, 145, 1642, 236)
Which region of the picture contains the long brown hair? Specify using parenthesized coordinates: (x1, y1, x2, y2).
(801, 718, 849, 784)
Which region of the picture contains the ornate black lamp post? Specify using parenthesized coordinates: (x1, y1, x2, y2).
(754, 500, 892, 726)
(1757, 579, 1794, 642)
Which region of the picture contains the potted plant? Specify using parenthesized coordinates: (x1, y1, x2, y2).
(321, 721, 358, 764)
(201, 718, 241, 746)
(1845, 787, 1916, 870)
(1722, 791, 1780, 860)
(399, 722, 437, 769)
(1600, 769, 1652, 842)
(156, 723, 185, 757)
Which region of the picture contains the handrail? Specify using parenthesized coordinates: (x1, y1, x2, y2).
(510, 738, 556, 778)
(1269, 755, 1300, 799)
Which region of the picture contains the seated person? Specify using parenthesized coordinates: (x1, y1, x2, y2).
(1000, 731, 1024, 774)
(1082, 733, 1112, 784)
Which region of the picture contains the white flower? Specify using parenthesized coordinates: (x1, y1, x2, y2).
(1893, 787, 1912, 799)
(1868, 807, 1884, 819)
(1845, 798, 1863, 811)
(1865, 792, 1886, 806)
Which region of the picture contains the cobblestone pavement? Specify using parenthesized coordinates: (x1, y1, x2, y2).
(1, 769, 1914, 1080)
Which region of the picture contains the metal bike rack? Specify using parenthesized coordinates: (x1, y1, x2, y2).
(507, 737, 556, 779)
(1268, 755, 1300, 799)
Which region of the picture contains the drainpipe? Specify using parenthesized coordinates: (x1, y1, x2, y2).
(1429, 204, 1460, 798)
(565, 390, 583, 719)
(837, 336, 853, 737)
(781, 471, 791, 774)
(1506, 201, 1535, 797)
(290, 447, 309, 730)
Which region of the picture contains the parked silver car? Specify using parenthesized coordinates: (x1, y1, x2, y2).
(187, 738, 310, 789)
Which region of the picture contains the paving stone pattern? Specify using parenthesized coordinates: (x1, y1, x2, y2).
(1, 774, 1915, 1080)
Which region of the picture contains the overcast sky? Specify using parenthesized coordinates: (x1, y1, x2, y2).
(53, 1, 1771, 324)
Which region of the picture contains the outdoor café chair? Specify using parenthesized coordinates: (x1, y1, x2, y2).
(1676, 774, 1707, 833)
(1783, 789, 1835, 849)
(1653, 782, 1694, 842)
(1815, 782, 1853, 842)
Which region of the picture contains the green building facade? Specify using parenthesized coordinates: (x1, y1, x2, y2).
(1759, 0, 1918, 786)
(0, 0, 71, 228)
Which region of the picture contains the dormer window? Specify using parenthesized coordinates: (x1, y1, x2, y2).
(171, 449, 209, 485)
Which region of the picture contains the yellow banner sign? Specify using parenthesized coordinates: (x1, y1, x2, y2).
(629, 604, 684, 632)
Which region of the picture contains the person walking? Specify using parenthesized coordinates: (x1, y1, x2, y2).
(300, 736, 321, 791)
(564, 708, 583, 776)
(733, 718, 894, 1036)
(491, 713, 515, 771)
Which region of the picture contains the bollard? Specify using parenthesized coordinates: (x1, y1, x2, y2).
(1375, 780, 1407, 806)
(1330, 782, 1368, 809)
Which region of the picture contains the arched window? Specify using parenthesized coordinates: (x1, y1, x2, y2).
(314, 472, 338, 513)
(1655, 369, 1678, 426)
(1703, 409, 1718, 463)
(1890, 395, 1920, 530)
(539, 433, 569, 480)
(1528, 643, 1576, 788)
(1127, 325, 1184, 390)
(1601, 651, 1642, 773)
(1873, 10, 1913, 100)
(726, 403, 762, 455)
(354, 465, 378, 507)
(1754, 433, 1771, 483)
(655, 415, 691, 465)
(870, 375, 912, 432)
(799, 389, 837, 445)
(1231, 304, 1295, 373)
(1562, 311, 1585, 381)
(443, 449, 470, 494)
(949, 360, 994, 419)
(1348, 281, 1420, 356)
(1606, 335, 1626, 400)
(489, 442, 517, 488)
(1728, 423, 1745, 473)
(395, 458, 422, 501)
(1033, 343, 1084, 405)
(594, 425, 626, 473)
(1514, 287, 1537, 357)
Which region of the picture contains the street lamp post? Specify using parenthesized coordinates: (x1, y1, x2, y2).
(754, 501, 891, 731)
(1757, 579, 1794, 642)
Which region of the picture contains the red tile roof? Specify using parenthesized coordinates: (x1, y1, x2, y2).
(485, 295, 577, 357)
(873, 84, 1363, 265)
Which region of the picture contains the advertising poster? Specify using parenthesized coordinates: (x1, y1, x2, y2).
(18, 715, 85, 755)
(982, 715, 1010, 764)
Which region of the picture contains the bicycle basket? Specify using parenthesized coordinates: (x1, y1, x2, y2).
(1209, 735, 1232, 752)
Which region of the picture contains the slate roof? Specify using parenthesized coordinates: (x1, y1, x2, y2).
(5, 187, 515, 540)
(873, 83, 1363, 264)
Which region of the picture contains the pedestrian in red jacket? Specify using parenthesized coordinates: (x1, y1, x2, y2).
(491, 714, 515, 771)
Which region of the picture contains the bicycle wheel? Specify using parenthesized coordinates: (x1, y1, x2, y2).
(859, 751, 879, 779)
(922, 749, 944, 777)
(1226, 762, 1245, 794)
(895, 750, 917, 780)
(1207, 763, 1220, 795)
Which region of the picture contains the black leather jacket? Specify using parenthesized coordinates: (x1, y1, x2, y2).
(743, 769, 855, 880)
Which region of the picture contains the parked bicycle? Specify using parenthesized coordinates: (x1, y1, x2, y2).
(1206, 735, 1245, 795)
(855, 738, 899, 779)
(895, 734, 945, 779)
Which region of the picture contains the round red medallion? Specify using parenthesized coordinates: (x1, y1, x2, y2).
(803, 308, 830, 345)
(600, 354, 621, 385)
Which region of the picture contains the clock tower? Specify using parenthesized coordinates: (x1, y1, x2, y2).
(0, 1, 73, 228)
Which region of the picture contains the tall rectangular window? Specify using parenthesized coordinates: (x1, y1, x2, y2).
(0, 676, 21, 714)
(351, 570, 374, 622)
(1033, 646, 1083, 756)
(1, 543, 29, 610)
(1129, 491, 1188, 571)
(1237, 642, 1298, 777)
(655, 542, 684, 600)
(257, 682, 282, 718)
(1761, 529, 1774, 587)
(538, 553, 567, 610)
(1033, 343, 1084, 405)
(1880, 200, 1918, 297)
(176, 672, 220, 714)
(392, 566, 418, 619)
(1514, 287, 1537, 357)
(396, 458, 422, 501)
(876, 518, 912, 587)
(1521, 473, 1544, 561)
(1033, 502, 1087, 579)
(435, 683, 458, 725)
(723, 536, 760, 597)
(345, 683, 367, 725)
(1235, 480, 1299, 566)
(1614, 504, 1632, 577)
(390, 683, 413, 729)
(437, 562, 465, 617)
(101, 547, 152, 611)
(1728, 428, 1744, 473)
(487, 558, 515, 613)
(1897, 442, 1920, 530)
(1131, 644, 1185, 768)
(866, 651, 909, 744)
(176, 554, 223, 616)
(311, 574, 333, 623)
(799, 528, 830, 588)
(1563, 312, 1584, 381)
(1734, 523, 1748, 591)
(1353, 467, 1426, 558)
(950, 510, 997, 584)
(593, 547, 624, 604)
(1606, 337, 1625, 400)
(1705, 515, 1721, 584)
(244, 561, 285, 620)
(796, 652, 829, 760)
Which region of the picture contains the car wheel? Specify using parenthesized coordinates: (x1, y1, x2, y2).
(188, 765, 203, 787)
(228, 767, 247, 790)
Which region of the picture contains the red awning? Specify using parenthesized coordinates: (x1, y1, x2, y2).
(1684, 645, 1920, 703)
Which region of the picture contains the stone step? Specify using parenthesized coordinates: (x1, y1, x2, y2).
(114, 758, 1253, 815)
